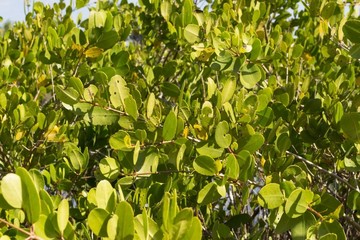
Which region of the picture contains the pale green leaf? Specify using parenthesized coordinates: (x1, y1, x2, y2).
(184, 24, 200, 43)
(1, 173, 22, 208)
(258, 183, 284, 209)
(57, 199, 69, 235)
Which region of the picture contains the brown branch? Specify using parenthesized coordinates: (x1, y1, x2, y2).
(307, 207, 324, 220)
(0, 218, 43, 240)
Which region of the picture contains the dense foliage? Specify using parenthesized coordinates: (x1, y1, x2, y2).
(0, 0, 360, 239)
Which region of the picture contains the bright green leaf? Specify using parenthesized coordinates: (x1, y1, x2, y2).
(1, 173, 22, 208)
(184, 24, 200, 43)
(16, 167, 41, 223)
(88, 208, 111, 237)
(240, 64, 262, 89)
(197, 182, 222, 205)
(115, 201, 135, 240)
(285, 189, 313, 218)
(215, 121, 232, 148)
(57, 199, 69, 235)
(221, 79, 236, 104)
(257, 183, 284, 209)
(163, 110, 177, 141)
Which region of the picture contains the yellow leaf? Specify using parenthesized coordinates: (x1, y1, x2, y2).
(85, 47, 103, 58)
(45, 125, 59, 142)
(72, 43, 83, 51)
(194, 124, 208, 140)
(15, 131, 24, 141)
(183, 126, 189, 138)
(215, 160, 222, 173)
(37, 74, 47, 87)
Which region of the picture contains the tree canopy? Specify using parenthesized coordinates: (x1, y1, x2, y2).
(0, 0, 360, 239)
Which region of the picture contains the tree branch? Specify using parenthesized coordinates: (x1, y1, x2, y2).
(286, 151, 360, 193)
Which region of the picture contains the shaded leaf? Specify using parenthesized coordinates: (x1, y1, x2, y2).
(193, 155, 218, 176)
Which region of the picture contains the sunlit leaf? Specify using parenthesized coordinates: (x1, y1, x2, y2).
(258, 183, 284, 209)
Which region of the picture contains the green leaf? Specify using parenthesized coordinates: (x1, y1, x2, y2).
(134, 212, 162, 240)
(319, 233, 337, 240)
(89, 10, 107, 29)
(240, 64, 262, 89)
(343, 19, 360, 43)
(347, 190, 360, 210)
(176, 144, 186, 171)
(182, 0, 193, 26)
(107, 215, 119, 240)
(57, 199, 69, 235)
(349, 44, 360, 59)
(76, 0, 89, 9)
(332, 102, 344, 124)
(124, 96, 139, 120)
(171, 208, 193, 240)
(256, 107, 274, 127)
(221, 79, 236, 104)
(292, 44, 304, 59)
(161, 1, 172, 21)
(109, 75, 130, 109)
(115, 201, 135, 240)
(161, 82, 181, 97)
(99, 157, 120, 181)
(88, 208, 111, 237)
(16, 167, 41, 223)
(238, 150, 255, 181)
(85, 106, 119, 125)
(215, 121, 232, 148)
(197, 182, 222, 205)
(96, 30, 119, 50)
(312, 192, 343, 217)
(321, 2, 336, 19)
(196, 143, 224, 158)
(64, 144, 87, 173)
(183, 217, 202, 240)
(68, 77, 84, 96)
(193, 155, 218, 176)
(184, 24, 200, 43)
(55, 86, 79, 105)
(291, 211, 316, 240)
(133, 141, 140, 165)
(250, 38, 262, 61)
(147, 93, 156, 118)
(84, 84, 98, 102)
(1, 173, 22, 208)
(239, 133, 264, 154)
(275, 133, 291, 154)
(136, 151, 159, 175)
(225, 154, 239, 179)
(340, 112, 360, 142)
(163, 110, 177, 141)
(285, 189, 313, 218)
(257, 183, 284, 209)
(318, 220, 346, 240)
(96, 180, 116, 212)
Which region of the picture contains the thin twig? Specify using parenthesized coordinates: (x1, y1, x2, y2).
(286, 151, 360, 193)
(0, 218, 43, 240)
(343, 215, 360, 232)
